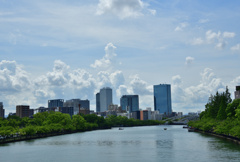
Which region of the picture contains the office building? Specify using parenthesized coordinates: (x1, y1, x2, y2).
(0, 102, 5, 118)
(55, 107, 74, 117)
(97, 87, 112, 112)
(120, 95, 139, 112)
(48, 99, 64, 108)
(64, 99, 90, 115)
(140, 110, 149, 120)
(154, 84, 172, 115)
(235, 86, 240, 99)
(16, 105, 30, 118)
(96, 93, 100, 112)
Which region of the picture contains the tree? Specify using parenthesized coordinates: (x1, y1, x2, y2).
(72, 115, 86, 131)
(226, 99, 240, 118)
(204, 86, 232, 120)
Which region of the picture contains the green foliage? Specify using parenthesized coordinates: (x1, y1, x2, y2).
(0, 111, 165, 142)
(203, 87, 232, 120)
(226, 99, 240, 118)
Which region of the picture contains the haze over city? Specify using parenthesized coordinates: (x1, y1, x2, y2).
(0, 0, 240, 114)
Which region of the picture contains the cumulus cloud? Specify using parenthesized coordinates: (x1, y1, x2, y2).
(130, 75, 152, 95)
(0, 60, 30, 92)
(191, 30, 235, 49)
(185, 56, 194, 65)
(174, 22, 188, 31)
(91, 43, 117, 70)
(171, 68, 226, 112)
(96, 0, 154, 19)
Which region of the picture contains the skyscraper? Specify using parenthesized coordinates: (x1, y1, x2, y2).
(120, 95, 139, 112)
(98, 87, 112, 112)
(154, 84, 172, 115)
(0, 102, 5, 119)
(96, 93, 100, 112)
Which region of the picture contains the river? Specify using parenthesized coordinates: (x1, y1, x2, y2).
(0, 125, 240, 162)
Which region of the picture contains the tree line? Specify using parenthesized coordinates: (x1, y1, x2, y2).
(188, 87, 240, 138)
(0, 112, 165, 143)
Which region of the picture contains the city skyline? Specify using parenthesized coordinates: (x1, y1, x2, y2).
(0, 0, 240, 114)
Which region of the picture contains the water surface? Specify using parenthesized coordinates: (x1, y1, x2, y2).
(0, 125, 240, 162)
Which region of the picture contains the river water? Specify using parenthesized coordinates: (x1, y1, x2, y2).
(0, 125, 240, 162)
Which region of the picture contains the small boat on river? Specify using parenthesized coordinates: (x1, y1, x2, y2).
(164, 128, 167, 130)
(183, 125, 189, 128)
(119, 127, 124, 130)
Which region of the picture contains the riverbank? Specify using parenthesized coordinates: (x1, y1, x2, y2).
(192, 128, 240, 145)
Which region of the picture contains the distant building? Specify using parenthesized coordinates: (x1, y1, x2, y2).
(235, 86, 240, 99)
(97, 87, 112, 112)
(140, 110, 148, 120)
(120, 95, 139, 113)
(132, 111, 140, 120)
(154, 84, 172, 115)
(146, 107, 152, 120)
(16, 105, 30, 118)
(48, 99, 64, 108)
(55, 107, 74, 117)
(64, 99, 90, 115)
(96, 93, 100, 113)
(0, 102, 5, 119)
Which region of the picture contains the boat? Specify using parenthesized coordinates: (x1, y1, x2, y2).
(183, 125, 189, 128)
(164, 128, 167, 130)
(119, 127, 124, 130)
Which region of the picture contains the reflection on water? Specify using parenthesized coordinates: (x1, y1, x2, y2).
(0, 126, 240, 162)
(156, 140, 173, 149)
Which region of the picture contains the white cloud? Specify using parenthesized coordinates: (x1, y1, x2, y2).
(130, 75, 152, 95)
(96, 0, 145, 19)
(206, 30, 221, 44)
(0, 60, 31, 92)
(231, 44, 240, 52)
(191, 30, 235, 50)
(223, 32, 235, 38)
(91, 43, 117, 70)
(171, 68, 226, 112)
(109, 70, 125, 88)
(185, 56, 194, 65)
(175, 22, 188, 31)
(191, 38, 204, 45)
(148, 9, 156, 15)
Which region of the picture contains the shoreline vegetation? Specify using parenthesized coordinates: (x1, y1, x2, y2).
(0, 112, 165, 144)
(188, 87, 240, 144)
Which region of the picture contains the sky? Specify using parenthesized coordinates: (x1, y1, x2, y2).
(0, 0, 240, 115)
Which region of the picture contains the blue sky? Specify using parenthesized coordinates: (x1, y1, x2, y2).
(0, 0, 240, 114)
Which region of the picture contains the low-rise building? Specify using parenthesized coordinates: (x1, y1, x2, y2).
(16, 105, 30, 118)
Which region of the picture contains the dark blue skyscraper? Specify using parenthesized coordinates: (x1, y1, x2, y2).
(48, 99, 64, 108)
(96, 93, 100, 112)
(154, 84, 172, 115)
(120, 95, 139, 112)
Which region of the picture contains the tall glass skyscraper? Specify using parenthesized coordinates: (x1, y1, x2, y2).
(98, 87, 112, 112)
(96, 93, 100, 112)
(120, 95, 139, 112)
(154, 84, 172, 115)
